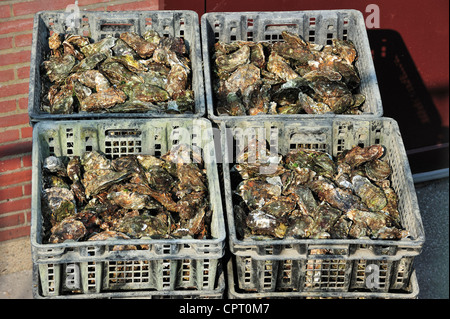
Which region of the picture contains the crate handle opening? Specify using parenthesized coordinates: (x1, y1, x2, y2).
(264, 23, 298, 32)
(100, 22, 134, 32)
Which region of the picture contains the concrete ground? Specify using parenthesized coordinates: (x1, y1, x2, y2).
(0, 178, 448, 299)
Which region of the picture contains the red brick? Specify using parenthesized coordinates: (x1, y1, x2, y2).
(17, 66, 30, 80)
(0, 157, 21, 173)
(0, 99, 16, 113)
(0, 69, 15, 83)
(0, 185, 23, 201)
(0, 213, 26, 228)
(21, 154, 32, 168)
(0, 225, 30, 241)
(0, 197, 30, 214)
(0, 112, 29, 127)
(21, 126, 33, 138)
(0, 37, 13, 50)
(107, 1, 159, 11)
(23, 183, 31, 196)
(0, 82, 29, 98)
(0, 141, 32, 157)
(0, 18, 33, 35)
(0, 129, 19, 144)
(0, 169, 31, 187)
(14, 33, 32, 48)
(0, 5, 11, 19)
(0, 50, 31, 66)
(12, 0, 73, 17)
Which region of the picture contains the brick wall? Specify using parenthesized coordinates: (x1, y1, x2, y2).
(0, 0, 160, 242)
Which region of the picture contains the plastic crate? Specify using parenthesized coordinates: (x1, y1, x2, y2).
(28, 10, 205, 123)
(33, 263, 225, 299)
(31, 118, 225, 296)
(220, 117, 425, 293)
(201, 10, 382, 122)
(226, 257, 419, 299)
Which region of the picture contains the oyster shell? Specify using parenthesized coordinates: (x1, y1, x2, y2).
(267, 52, 299, 81)
(80, 87, 127, 112)
(80, 36, 116, 58)
(43, 156, 69, 177)
(49, 217, 86, 243)
(43, 54, 76, 83)
(246, 210, 288, 238)
(343, 145, 384, 168)
(115, 213, 169, 238)
(42, 187, 76, 225)
(120, 32, 157, 58)
(352, 175, 387, 212)
(365, 159, 392, 181)
(309, 177, 367, 212)
(107, 183, 161, 210)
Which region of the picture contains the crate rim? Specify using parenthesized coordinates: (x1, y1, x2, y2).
(200, 9, 383, 122)
(33, 262, 226, 299)
(225, 257, 420, 299)
(28, 10, 206, 122)
(220, 116, 425, 257)
(31, 118, 226, 259)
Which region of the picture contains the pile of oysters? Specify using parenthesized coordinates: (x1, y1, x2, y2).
(231, 139, 409, 240)
(41, 145, 211, 244)
(41, 30, 194, 114)
(212, 31, 365, 115)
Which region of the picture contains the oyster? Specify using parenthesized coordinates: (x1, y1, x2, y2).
(309, 202, 342, 238)
(67, 156, 82, 182)
(145, 165, 175, 192)
(42, 187, 76, 225)
(120, 32, 157, 58)
(343, 145, 384, 168)
(236, 178, 282, 209)
(176, 191, 207, 219)
(352, 175, 387, 212)
(165, 64, 189, 98)
(260, 195, 296, 218)
(267, 52, 299, 81)
(332, 39, 358, 65)
(346, 209, 392, 238)
(88, 231, 136, 251)
(224, 63, 261, 95)
(107, 184, 161, 210)
(143, 29, 161, 45)
(246, 210, 288, 238)
(43, 156, 69, 177)
(309, 177, 367, 212)
(115, 213, 169, 238)
(82, 169, 131, 198)
(80, 36, 116, 58)
(215, 44, 250, 76)
(176, 163, 207, 196)
(49, 217, 86, 243)
(43, 54, 76, 83)
(365, 159, 392, 181)
(72, 52, 107, 73)
(49, 32, 62, 51)
(80, 87, 127, 112)
(285, 215, 315, 238)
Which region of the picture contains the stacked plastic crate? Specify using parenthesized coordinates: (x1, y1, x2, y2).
(29, 11, 226, 299)
(201, 10, 424, 299)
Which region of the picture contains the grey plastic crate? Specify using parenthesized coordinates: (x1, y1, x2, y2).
(220, 117, 425, 292)
(31, 118, 225, 296)
(201, 10, 382, 122)
(33, 263, 225, 299)
(226, 258, 419, 299)
(29, 10, 205, 123)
